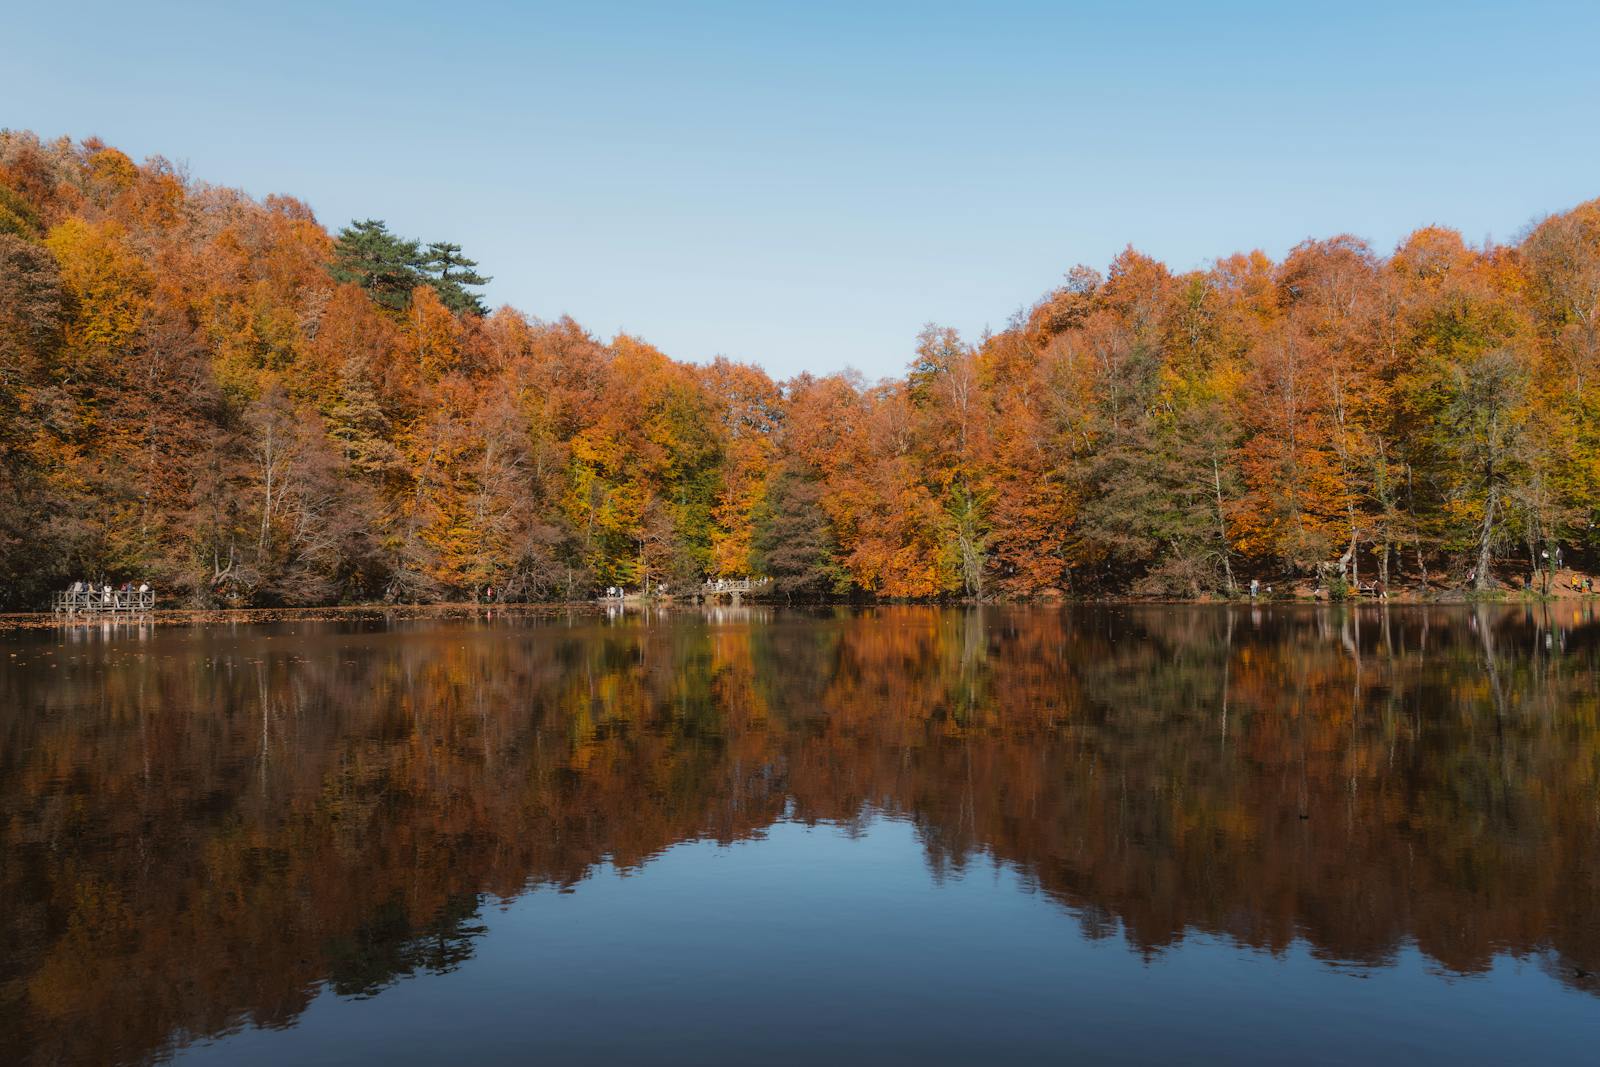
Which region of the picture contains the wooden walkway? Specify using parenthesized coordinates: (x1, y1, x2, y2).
(596, 579, 769, 604)
(699, 578, 767, 602)
(52, 588, 156, 614)
(702, 579, 757, 595)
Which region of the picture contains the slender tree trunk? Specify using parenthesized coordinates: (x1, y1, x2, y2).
(1347, 515, 1359, 589)
(259, 432, 274, 555)
(1475, 477, 1498, 591)
(1212, 456, 1235, 594)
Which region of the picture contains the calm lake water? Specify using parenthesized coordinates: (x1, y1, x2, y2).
(3, 604, 1598, 1064)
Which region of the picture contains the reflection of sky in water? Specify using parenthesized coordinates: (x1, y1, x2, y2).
(181, 818, 1595, 1066)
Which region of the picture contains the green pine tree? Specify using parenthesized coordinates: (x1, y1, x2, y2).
(328, 219, 425, 310)
(423, 242, 491, 315)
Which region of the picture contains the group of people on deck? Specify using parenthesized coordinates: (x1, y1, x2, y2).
(67, 580, 152, 602)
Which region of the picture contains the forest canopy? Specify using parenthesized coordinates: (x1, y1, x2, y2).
(1, 130, 1598, 607)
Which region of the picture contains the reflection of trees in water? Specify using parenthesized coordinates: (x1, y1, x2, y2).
(324, 892, 486, 999)
(2, 604, 1599, 1063)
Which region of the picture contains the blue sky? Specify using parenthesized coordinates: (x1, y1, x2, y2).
(8, 1, 1599, 380)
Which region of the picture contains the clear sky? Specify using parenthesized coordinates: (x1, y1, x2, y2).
(8, 1, 1599, 380)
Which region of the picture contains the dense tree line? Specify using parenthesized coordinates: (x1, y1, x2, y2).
(2, 131, 1598, 607)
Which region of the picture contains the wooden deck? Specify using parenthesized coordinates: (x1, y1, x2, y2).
(52, 589, 156, 614)
(699, 578, 768, 602)
(596, 579, 770, 604)
(702, 579, 757, 594)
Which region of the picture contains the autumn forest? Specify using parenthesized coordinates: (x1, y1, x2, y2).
(3, 130, 1599, 609)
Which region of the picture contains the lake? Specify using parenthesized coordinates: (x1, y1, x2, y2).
(2, 604, 1597, 1064)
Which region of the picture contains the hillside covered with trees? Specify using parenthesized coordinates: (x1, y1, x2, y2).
(1, 131, 1598, 607)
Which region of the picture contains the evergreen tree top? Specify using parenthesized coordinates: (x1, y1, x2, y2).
(328, 222, 491, 315)
(425, 242, 492, 315)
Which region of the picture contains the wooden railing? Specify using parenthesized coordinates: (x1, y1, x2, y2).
(701, 579, 757, 594)
(700, 578, 772, 598)
(52, 588, 156, 613)
(598, 578, 771, 601)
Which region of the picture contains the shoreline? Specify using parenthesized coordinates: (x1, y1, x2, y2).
(3, 590, 1594, 633)
(0, 601, 589, 633)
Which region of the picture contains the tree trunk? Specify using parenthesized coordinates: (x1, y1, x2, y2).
(1212, 457, 1236, 594)
(1474, 483, 1498, 591)
(1347, 520, 1359, 588)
